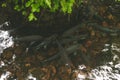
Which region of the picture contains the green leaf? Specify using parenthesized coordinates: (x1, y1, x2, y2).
(1, 0, 78, 22)
(38, 0, 44, 6)
(14, 5, 21, 11)
(22, 11, 27, 15)
(1, 3, 7, 7)
(45, 0, 51, 8)
(28, 13, 37, 21)
(67, 0, 75, 13)
(36, 9, 40, 12)
(30, 0, 34, 3)
(14, 0, 19, 4)
(31, 3, 40, 12)
(25, 1, 32, 7)
(50, 0, 60, 12)
(60, 0, 67, 13)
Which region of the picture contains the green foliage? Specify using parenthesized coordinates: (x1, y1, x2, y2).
(1, 0, 83, 21)
(115, 0, 120, 2)
(60, 0, 74, 13)
(1, 0, 120, 21)
(1, 3, 7, 7)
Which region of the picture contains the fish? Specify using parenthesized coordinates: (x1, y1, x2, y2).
(41, 42, 81, 63)
(88, 23, 120, 33)
(62, 23, 85, 37)
(13, 35, 43, 42)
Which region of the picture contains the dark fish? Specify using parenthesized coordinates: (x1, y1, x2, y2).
(42, 43, 81, 63)
(13, 35, 43, 42)
(88, 23, 120, 33)
(62, 23, 85, 37)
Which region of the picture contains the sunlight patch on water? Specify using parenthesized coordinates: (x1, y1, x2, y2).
(76, 43, 120, 80)
(27, 74, 37, 80)
(0, 61, 5, 68)
(88, 62, 120, 80)
(0, 30, 14, 54)
(0, 71, 11, 80)
(0, 22, 14, 54)
(111, 43, 120, 52)
(0, 22, 14, 79)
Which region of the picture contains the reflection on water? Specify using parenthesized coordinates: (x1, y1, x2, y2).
(0, 28, 37, 80)
(88, 62, 120, 80)
(27, 74, 37, 80)
(0, 25, 14, 79)
(0, 30, 13, 53)
(77, 43, 120, 80)
(0, 71, 11, 80)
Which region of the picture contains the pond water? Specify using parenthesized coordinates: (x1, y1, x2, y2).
(76, 43, 120, 80)
(0, 30, 12, 80)
(0, 30, 13, 53)
(0, 23, 120, 80)
(0, 29, 36, 80)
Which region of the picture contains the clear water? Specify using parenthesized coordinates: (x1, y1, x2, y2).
(0, 22, 120, 80)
